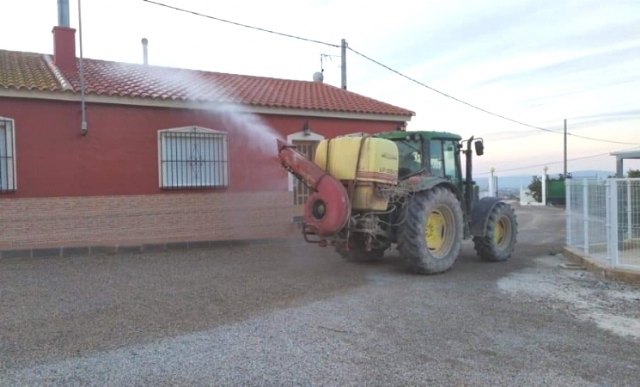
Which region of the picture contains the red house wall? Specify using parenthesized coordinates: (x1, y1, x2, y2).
(2, 98, 399, 197)
(0, 97, 404, 253)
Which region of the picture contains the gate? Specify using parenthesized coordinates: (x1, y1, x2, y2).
(566, 178, 640, 271)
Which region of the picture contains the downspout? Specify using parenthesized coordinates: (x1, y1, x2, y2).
(78, 0, 88, 135)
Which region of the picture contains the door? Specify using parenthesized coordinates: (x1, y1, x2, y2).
(291, 140, 318, 218)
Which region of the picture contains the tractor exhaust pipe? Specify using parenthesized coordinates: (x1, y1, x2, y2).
(277, 140, 350, 236)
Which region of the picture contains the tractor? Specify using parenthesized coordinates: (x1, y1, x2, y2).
(277, 130, 517, 274)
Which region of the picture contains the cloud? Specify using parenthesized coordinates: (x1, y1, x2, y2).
(477, 45, 640, 88)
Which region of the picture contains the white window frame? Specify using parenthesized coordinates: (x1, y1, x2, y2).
(286, 129, 324, 192)
(157, 126, 228, 189)
(0, 116, 17, 192)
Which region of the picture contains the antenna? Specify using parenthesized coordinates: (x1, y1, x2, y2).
(317, 53, 341, 83)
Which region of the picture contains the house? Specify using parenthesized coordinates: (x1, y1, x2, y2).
(0, 22, 413, 257)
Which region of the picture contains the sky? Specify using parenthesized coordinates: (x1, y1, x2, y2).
(1, 0, 639, 177)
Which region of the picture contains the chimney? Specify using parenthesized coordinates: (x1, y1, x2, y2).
(141, 38, 149, 65)
(53, 0, 76, 70)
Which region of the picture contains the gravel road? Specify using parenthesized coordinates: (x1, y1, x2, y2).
(1, 204, 639, 385)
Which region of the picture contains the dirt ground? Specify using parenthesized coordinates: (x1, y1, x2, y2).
(1, 203, 639, 385)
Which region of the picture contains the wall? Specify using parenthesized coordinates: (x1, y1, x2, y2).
(1, 98, 401, 198)
(0, 97, 402, 251)
(0, 191, 293, 251)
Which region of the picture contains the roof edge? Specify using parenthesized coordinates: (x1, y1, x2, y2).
(0, 90, 412, 123)
(611, 150, 640, 157)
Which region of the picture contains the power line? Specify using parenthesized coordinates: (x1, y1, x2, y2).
(141, 0, 639, 146)
(347, 46, 639, 146)
(141, 0, 339, 48)
(567, 132, 638, 145)
(346, 46, 560, 134)
(477, 146, 640, 175)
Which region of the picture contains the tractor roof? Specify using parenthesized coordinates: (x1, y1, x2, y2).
(375, 130, 463, 142)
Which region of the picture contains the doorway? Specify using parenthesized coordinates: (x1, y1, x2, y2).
(291, 140, 318, 218)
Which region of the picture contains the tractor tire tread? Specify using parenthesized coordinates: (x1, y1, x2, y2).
(398, 187, 463, 274)
(473, 202, 518, 262)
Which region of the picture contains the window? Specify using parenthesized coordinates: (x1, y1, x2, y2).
(396, 139, 423, 177)
(443, 141, 458, 181)
(158, 126, 228, 189)
(429, 140, 444, 178)
(428, 140, 459, 181)
(0, 117, 16, 192)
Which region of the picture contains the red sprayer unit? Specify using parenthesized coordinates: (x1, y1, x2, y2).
(277, 139, 350, 237)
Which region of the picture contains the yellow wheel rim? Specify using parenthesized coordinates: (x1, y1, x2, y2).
(494, 218, 505, 246)
(494, 216, 512, 249)
(426, 210, 446, 254)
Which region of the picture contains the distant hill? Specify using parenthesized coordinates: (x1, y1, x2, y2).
(475, 170, 614, 190)
(569, 170, 614, 179)
(475, 176, 530, 191)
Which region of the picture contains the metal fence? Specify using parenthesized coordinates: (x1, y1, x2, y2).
(566, 178, 640, 271)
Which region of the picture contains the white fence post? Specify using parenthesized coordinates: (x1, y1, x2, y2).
(627, 179, 632, 240)
(542, 170, 547, 205)
(566, 180, 572, 246)
(607, 179, 619, 267)
(583, 179, 589, 254)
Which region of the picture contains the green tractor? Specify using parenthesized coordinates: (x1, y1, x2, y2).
(277, 130, 517, 274)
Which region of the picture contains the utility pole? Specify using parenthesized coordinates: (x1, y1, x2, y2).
(341, 39, 347, 90)
(542, 166, 548, 205)
(563, 119, 567, 178)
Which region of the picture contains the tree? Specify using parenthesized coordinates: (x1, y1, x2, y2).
(528, 174, 565, 203)
(628, 169, 640, 178)
(528, 176, 542, 202)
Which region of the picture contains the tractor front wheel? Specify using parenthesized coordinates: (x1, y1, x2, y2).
(473, 202, 518, 262)
(398, 187, 463, 274)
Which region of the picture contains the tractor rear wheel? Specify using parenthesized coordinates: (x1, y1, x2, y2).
(473, 202, 517, 262)
(398, 187, 463, 274)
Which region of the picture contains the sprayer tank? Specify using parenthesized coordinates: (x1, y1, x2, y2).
(314, 136, 398, 211)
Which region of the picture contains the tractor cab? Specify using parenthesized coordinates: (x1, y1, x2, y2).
(375, 130, 464, 184)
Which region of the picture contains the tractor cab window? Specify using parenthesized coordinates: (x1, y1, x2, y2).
(429, 140, 444, 177)
(396, 139, 423, 177)
(429, 140, 459, 181)
(443, 141, 458, 181)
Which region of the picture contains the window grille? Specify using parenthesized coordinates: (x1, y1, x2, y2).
(0, 118, 16, 193)
(158, 127, 228, 189)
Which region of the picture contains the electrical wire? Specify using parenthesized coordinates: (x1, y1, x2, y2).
(477, 146, 640, 175)
(347, 46, 639, 146)
(567, 132, 638, 145)
(346, 46, 559, 134)
(141, 0, 639, 146)
(141, 0, 339, 48)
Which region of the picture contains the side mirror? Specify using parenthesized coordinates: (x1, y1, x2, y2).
(474, 140, 484, 156)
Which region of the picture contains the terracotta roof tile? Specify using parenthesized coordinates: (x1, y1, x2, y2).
(0, 49, 414, 117)
(0, 50, 61, 91)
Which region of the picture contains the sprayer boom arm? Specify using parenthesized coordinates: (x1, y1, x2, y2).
(276, 139, 350, 237)
(277, 139, 325, 190)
